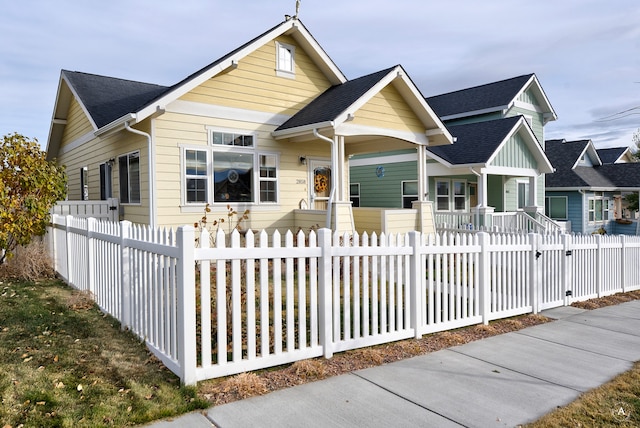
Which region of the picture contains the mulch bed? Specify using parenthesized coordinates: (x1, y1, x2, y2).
(199, 290, 640, 405)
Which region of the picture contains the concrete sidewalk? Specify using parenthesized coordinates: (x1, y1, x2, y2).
(147, 300, 640, 428)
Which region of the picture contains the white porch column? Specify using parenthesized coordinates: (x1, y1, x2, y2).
(525, 175, 542, 215)
(478, 172, 488, 208)
(417, 145, 427, 202)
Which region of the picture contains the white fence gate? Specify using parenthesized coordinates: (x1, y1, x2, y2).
(51, 198, 119, 222)
(47, 214, 640, 385)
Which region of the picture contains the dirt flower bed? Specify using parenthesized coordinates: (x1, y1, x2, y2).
(199, 290, 640, 406)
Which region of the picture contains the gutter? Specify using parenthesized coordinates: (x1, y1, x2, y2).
(313, 129, 336, 229)
(125, 121, 156, 228)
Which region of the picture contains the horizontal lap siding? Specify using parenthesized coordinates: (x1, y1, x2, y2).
(60, 97, 94, 148)
(179, 35, 331, 115)
(350, 161, 417, 208)
(155, 34, 337, 231)
(351, 84, 425, 132)
(57, 114, 150, 224)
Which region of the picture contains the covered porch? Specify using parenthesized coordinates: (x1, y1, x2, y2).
(272, 65, 453, 235)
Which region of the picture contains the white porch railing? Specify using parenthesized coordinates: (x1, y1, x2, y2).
(435, 211, 562, 234)
(47, 214, 640, 385)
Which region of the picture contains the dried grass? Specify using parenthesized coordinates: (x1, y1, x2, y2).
(291, 359, 327, 380)
(0, 240, 54, 281)
(66, 290, 96, 311)
(218, 373, 268, 401)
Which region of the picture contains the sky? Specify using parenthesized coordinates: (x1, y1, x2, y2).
(1, 0, 639, 150)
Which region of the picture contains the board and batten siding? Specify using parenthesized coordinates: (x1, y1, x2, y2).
(178, 35, 332, 116)
(490, 131, 537, 169)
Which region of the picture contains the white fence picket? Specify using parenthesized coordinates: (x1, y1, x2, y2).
(47, 214, 640, 386)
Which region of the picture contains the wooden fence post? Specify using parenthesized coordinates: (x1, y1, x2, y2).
(409, 231, 422, 339)
(317, 228, 333, 359)
(176, 226, 197, 386)
(478, 232, 491, 324)
(120, 221, 132, 330)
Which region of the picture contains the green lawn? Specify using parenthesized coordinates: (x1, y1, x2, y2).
(0, 278, 208, 427)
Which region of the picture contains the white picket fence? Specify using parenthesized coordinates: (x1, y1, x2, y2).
(47, 214, 640, 385)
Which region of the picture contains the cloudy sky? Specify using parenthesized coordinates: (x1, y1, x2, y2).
(1, 0, 639, 150)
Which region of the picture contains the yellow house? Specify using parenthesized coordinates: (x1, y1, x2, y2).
(46, 18, 452, 234)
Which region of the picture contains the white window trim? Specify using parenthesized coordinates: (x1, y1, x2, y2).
(516, 180, 530, 210)
(180, 146, 211, 207)
(258, 152, 280, 204)
(434, 178, 467, 212)
(179, 129, 281, 209)
(275, 41, 295, 78)
(118, 151, 141, 205)
(588, 193, 610, 224)
(452, 179, 467, 212)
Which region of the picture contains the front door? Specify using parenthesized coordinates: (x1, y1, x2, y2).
(309, 159, 331, 210)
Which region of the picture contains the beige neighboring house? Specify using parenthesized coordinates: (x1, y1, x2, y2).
(46, 18, 452, 235)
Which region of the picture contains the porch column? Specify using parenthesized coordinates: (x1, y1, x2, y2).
(417, 145, 427, 202)
(412, 146, 436, 234)
(524, 175, 542, 216)
(472, 172, 494, 228)
(330, 135, 354, 233)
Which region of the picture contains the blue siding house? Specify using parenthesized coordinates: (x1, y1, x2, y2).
(545, 139, 640, 235)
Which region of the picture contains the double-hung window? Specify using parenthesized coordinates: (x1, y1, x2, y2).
(588, 193, 609, 223)
(119, 152, 140, 204)
(259, 154, 278, 203)
(435, 179, 466, 211)
(402, 181, 418, 209)
(453, 180, 466, 211)
(185, 149, 208, 203)
(436, 180, 450, 211)
(517, 181, 530, 209)
(350, 183, 361, 207)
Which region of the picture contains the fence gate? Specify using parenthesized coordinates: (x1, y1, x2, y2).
(51, 198, 119, 222)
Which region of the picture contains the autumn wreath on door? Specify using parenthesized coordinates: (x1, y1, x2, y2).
(314, 167, 331, 194)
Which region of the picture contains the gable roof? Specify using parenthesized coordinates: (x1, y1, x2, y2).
(276, 67, 396, 131)
(425, 115, 552, 172)
(61, 71, 169, 129)
(597, 147, 633, 164)
(546, 139, 640, 189)
(426, 74, 557, 123)
(272, 65, 453, 146)
(47, 18, 347, 155)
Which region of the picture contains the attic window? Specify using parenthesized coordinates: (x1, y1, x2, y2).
(276, 41, 295, 78)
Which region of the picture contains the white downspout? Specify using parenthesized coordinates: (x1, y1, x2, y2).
(125, 121, 156, 227)
(313, 129, 336, 229)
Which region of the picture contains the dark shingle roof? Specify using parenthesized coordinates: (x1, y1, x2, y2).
(426, 74, 534, 118)
(62, 70, 169, 128)
(597, 147, 627, 164)
(546, 139, 640, 188)
(426, 116, 522, 165)
(275, 67, 396, 131)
